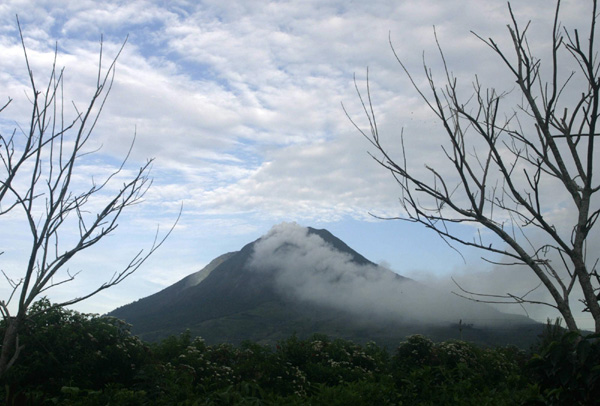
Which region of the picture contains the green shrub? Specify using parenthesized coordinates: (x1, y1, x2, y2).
(1, 299, 148, 404)
(3, 311, 572, 406)
(528, 331, 600, 405)
(391, 335, 531, 405)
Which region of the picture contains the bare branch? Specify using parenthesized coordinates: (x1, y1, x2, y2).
(348, 0, 600, 333)
(0, 19, 176, 378)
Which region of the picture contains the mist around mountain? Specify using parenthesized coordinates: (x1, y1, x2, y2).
(109, 222, 542, 347)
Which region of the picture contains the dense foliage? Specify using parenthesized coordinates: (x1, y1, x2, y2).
(1, 300, 598, 405)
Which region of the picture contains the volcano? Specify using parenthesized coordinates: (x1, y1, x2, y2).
(109, 223, 542, 347)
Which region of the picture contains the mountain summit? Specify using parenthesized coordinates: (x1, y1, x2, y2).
(109, 223, 540, 346)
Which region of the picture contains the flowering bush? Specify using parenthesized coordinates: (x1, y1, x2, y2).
(1, 299, 148, 403)
(393, 335, 434, 369)
(390, 335, 532, 405)
(4, 302, 587, 405)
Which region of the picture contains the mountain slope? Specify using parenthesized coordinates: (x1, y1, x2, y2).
(109, 223, 542, 347)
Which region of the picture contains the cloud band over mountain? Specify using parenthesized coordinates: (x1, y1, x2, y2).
(249, 223, 528, 326)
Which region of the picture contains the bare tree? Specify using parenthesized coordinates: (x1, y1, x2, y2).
(0, 22, 179, 377)
(346, 0, 600, 333)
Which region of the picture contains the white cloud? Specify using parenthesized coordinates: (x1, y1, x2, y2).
(4, 0, 582, 223)
(249, 222, 526, 326)
(0, 0, 595, 316)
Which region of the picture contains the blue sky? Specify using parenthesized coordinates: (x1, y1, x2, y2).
(0, 0, 596, 329)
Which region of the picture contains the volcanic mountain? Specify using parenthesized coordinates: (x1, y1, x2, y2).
(109, 223, 542, 347)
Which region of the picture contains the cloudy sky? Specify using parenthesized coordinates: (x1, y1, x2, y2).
(0, 0, 596, 329)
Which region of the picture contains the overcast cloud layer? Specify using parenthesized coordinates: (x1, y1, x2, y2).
(0, 0, 596, 329)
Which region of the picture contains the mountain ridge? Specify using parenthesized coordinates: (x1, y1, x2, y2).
(109, 223, 542, 347)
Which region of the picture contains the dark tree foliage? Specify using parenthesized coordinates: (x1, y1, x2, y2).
(0, 299, 148, 404)
(3, 301, 598, 405)
(528, 331, 600, 405)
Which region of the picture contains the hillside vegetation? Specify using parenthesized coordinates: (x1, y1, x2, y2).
(2, 300, 599, 405)
(109, 225, 543, 348)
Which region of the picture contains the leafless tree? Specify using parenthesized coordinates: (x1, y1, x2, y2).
(346, 0, 600, 333)
(0, 21, 179, 377)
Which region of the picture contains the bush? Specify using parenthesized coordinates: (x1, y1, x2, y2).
(528, 331, 600, 405)
(6, 310, 585, 405)
(1, 299, 148, 404)
(391, 335, 531, 405)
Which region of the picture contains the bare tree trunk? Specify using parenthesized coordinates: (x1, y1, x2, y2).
(0, 19, 179, 378)
(346, 0, 600, 332)
(0, 315, 23, 377)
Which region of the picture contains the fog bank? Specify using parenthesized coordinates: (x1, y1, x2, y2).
(250, 223, 528, 327)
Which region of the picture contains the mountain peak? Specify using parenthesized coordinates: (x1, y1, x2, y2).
(109, 222, 540, 346)
(251, 222, 376, 269)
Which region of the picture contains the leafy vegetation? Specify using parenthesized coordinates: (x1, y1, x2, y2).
(1, 300, 598, 405)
